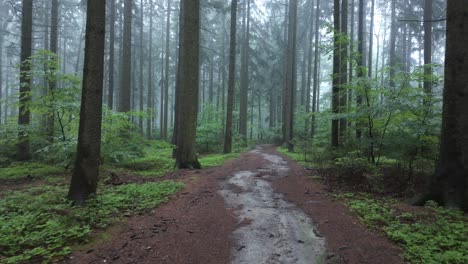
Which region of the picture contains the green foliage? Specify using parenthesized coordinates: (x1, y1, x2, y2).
(0, 162, 64, 180)
(338, 194, 468, 264)
(100, 109, 150, 163)
(0, 181, 183, 263)
(115, 144, 175, 177)
(199, 152, 239, 168)
(196, 104, 224, 153)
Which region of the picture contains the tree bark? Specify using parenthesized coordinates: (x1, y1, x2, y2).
(175, 0, 201, 169)
(223, 0, 237, 154)
(423, 0, 432, 101)
(68, 0, 106, 205)
(339, 0, 348, 143)
(17, 0, 33, 161)
(331, 0, 340, 147)
(311, 0, 320, 137)
(46, 0, 59, 141)
(108, 0, 115, 109)
(147, 0, 154, 138)
(430, 0, 467, 210)
(355, 0, 365, 139)
(162, 0, 171, 140)
(118, 0, 132, 113)
(284, 0, 298, 151)
(239, 0, 250, 142)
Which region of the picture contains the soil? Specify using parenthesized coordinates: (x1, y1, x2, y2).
(65, 145, 404, 264)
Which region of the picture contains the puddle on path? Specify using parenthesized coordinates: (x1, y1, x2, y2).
(219, 147, 326, 264)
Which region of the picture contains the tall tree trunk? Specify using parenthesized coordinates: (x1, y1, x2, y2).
(284, 0, 298, 151)
(139, 0, 145, 131)
(162, 0, 171, 140)
(339, 0, 348, 143)
(423, 0, 432, 102)
(368, 0, 375, 78)
(108, 0, 115, 109)
(429, 0, 467, 210)
(147, 0, 154, 138)
(17, 0, 33, 161)
(331, 0, 340, 147)
(355, 0, 365, 139)
(175, 0, 201, 169)
(389, 0, 397, 88)
(311, 0, 320, 137)
(239, 0, 250, 141)
(68, 0, 106, 205)
(223, 0, 237, 154)
(118, 0, 132, 112)
(47, 0, 59, 141)
(0, 33, 3, 124)
(107, 0, 116, 110)
(305, 0, 314, 133)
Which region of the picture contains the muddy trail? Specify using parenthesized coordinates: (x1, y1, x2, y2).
(66, 145, 403, 264)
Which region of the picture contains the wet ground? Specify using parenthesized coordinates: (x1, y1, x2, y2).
(219, 146, 326, 263)
(66, 145, 403, 264)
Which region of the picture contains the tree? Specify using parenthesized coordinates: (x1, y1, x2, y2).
(46, 0, 59, 141)
(175, 0, 201, 169)
(223, 0, 238, 154)
(68, 0, 106, 204)
(331, 0, 340, 147)
(17, 0, 33, 161)
(118, 0, 132, 113)
(161, 0, 172, 140)
(423, 0, 432, 101)
(107, 0, 116, 110)
(283, 0, 298, 152)
(239, 0, 251, 141)
(429, 0, 467, 210)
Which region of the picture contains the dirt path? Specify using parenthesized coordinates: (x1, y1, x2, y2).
(66, 145, 403, 264)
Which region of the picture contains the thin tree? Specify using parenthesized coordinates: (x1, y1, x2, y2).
(17, 0, 33, 161)
(162, 0, 172, 140)
(284, 0, 298, 151)
(423, 0, 432, 102)
(46, 0, 58, 141)
(147, 0, 154, 138)
(108, 0, 116, 109)
(311, 0, 320, 137)
(339, 0, 348, 142)
(428, 0, 467, 210)
(118, 0, 132, 113)
(355, 0, 365, 139)
(175, 0, 201, 169)
(223, 0, 238, 154)
(68, 0, 106, 204)
(239, 0, 250, 142)
(331, 0, 340, 147)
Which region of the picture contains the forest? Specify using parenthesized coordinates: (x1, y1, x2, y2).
(0, 0, 467, 263)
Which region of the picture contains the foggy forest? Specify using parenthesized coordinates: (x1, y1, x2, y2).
(0, 0, 467, 263)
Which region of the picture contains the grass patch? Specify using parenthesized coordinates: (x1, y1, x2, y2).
(199, 152, 240, 168)
(0, 162, 64, 180)
(277, 147, 312, 167)
(116, 148, 175, 177)
(336, 193, 468, 264)
(0, 180, 184, 263)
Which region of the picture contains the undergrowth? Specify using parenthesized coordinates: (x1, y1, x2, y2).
(335, 193, 468, 264)
(0, 162, 64, 180)
(199, 152, 240, 168)
(0, 181, 183, 263)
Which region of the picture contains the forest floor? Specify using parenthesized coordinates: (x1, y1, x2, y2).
(65, 145, 404, 264)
